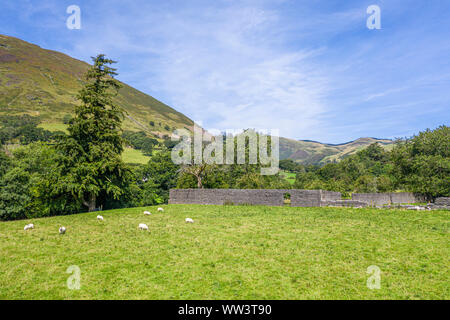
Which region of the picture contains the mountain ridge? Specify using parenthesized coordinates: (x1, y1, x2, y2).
(279, 136, 393, 165)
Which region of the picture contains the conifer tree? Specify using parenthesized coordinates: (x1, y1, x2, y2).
(57, 55, 131, 211)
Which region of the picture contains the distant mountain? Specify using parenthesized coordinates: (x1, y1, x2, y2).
(0, 35, 193, 137)
(280, 137, 393, 165)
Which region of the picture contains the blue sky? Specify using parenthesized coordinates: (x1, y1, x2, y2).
(1, 0, 449, 143)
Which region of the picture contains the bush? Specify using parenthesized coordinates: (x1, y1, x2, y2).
(0, 167, 32, 220)
(62, 114, 72, 124)
(0, 143, 82, 221)
(122, 131, 158, 155)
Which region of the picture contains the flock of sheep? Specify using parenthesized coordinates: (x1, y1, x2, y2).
(23, 207, 195, 234)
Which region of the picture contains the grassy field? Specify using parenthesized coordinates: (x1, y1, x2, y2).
(37, 122, 68, 133)
(0, 205, 448, 300)
(122, 147, 151, 164)
(280, 170, 296, 185)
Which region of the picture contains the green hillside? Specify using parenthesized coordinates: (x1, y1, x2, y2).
(0, 34, 193, 136)
(280, 136, 393, 165)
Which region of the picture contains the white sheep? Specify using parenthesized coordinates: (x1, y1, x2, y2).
(97, 215, 104, 221)
(59, 226, 66, 234)
(138, 223, 149, 230)
(143, 211, 151, 215)
(157, 207, 164, 212)
(185, 218, 194, 223)
(24, 223, 34, 231)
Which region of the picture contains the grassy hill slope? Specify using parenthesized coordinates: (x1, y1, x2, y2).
(0, 34, 193, 136)
(0, 205, 447, 299)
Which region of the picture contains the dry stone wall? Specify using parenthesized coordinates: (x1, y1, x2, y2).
(429, 197, 450, 210)
(321, 200, 368, 208)
(169, 189, 288, 206)
(352, 192, 426, 206)
(169, 189, 338, 207)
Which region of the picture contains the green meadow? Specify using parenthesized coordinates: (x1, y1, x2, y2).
(121, 147, 151, 164)
(0, 205, 448, 300)
(280, 170, 296, 185)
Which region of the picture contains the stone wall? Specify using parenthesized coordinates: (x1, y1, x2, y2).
(322, 200, 368, 208)
(169, 189, 428, 208)
(351, 193, 391, 206)
(169, 189, 339, 207)
(320, 190, 342, 202)
(434, 197, 450, 206)
(352, 192, 425, 206)
(290, 190, 322, 207)
(390, 192, 426, 204)
(430, 197, 450, 210)
(169, 189, 289, 206)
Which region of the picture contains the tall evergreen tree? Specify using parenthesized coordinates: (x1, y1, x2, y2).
(57, 55, 131, 211)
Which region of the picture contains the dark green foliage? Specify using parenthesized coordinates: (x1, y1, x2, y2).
(0, 131, 7, 145)
(391, 125, 449, 199)
(62, 114, 72, 124)
(0, 167, 32, 220)
(0, 114, 40, 127)
(279, 159, 303, 172)
(163, 139, 178, 150)
(122, 131, 158, 155)
(0, 150, 11, 178)
(0, 143, 82, 221)
(18, 125, 53, 144)
(139, 151, 179, 204)
(0, 115, 57, 145)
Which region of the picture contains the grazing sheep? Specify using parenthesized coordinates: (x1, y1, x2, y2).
(59, 226, 66, 234)
(157, 207, 164, 212)
(138, 223, 149, 230)
(185, 218, 194, 223)
(97, 215, 104, 221)
(24, 224, 34, 231)
(143, 211, 151, 215)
